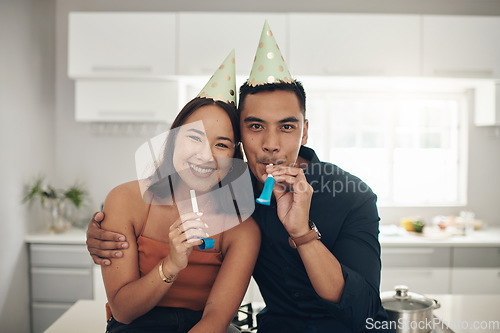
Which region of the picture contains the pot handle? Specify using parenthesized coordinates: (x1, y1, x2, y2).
(432, 298, 441, 309)
(394, 285, 410, 299)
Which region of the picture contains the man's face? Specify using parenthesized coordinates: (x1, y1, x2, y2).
(239, 90, 308, 184)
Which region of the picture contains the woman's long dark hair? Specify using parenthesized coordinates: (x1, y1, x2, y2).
(147, 97, 242, 200)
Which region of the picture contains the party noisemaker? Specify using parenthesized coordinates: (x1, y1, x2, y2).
(190, 190, 214, 250)
(256, 167, 275, 206)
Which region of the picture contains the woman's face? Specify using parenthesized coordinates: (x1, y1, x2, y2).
(173, 105, 235, 192)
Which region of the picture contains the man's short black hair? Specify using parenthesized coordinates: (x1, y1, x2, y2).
(238, 80, 307, 117)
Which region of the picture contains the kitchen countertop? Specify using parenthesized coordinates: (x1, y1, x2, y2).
(430, 294, 500, 333)
(46, 295, 500, 333)
(45, 299, 107, 333)
(25, 227, 87, 244)
(25, 227, 500, 247)
(379, 226, 500, 247)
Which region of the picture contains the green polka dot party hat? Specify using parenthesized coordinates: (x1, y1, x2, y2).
(248, 20, 293, 87)
(197, 49, 237, 106)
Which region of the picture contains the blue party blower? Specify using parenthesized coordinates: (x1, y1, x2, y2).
(256, 174, 275, 206)
(190, 189, 214, 250)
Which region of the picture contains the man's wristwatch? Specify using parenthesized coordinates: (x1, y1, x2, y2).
(288, 220, 321, 249)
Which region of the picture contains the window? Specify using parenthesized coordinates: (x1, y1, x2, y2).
(306, 87, 467, 206)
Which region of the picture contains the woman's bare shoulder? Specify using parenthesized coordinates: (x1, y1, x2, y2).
(106, 180, 144, 202)
(104, 181, 149, 229)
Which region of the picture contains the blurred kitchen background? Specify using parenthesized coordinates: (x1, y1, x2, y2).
(2, 0, 500, 332)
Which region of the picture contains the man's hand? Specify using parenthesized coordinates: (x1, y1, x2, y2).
(86, 212, 129, 266)
(265, 164, 313, 238)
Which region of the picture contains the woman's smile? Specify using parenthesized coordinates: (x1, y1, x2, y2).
(188, 162, 216, 178)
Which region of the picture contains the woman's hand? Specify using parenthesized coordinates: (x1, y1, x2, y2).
(163, 212, 207, 273)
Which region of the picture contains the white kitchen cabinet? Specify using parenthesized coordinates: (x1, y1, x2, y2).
(450, 247, 500, 294)
(289, 14, 421, 76)
(451, 268, 500, 294)
(68, 12, 176, 79)
(380, 247, 451, 294)
(475, 82, 500, 126)
(381, 268, 451, 294)
(32, 303, 73, 333)
(75, 80, 179, 122)
(380, 245, 500, 295)
(29, 244, 94, 333)
(423, 16, 500, 78)
(178, 13, 287, 76)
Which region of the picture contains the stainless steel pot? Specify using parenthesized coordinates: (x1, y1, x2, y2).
(381, 285, 440, 333)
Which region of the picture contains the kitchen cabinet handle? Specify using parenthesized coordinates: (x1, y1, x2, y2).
(32, 302, 72, 310)
(323, 67, 385, 76)
(98, 110, 156, 118)
(382, 248, 435, 255)
(32, 267, 91, 276)
(201, 67, 215, 74)
(31, 244, 87, 253)
(432, 69, 493, 77)
(408, 270, 434, 277)
(92, 66, 152, 73)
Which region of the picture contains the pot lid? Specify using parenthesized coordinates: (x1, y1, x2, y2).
(381, 285, 436, 311)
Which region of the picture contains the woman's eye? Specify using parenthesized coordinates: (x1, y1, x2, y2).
(215, 143, 230, 149)
(188, 135, 202, 142)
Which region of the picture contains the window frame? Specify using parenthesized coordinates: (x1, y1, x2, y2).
(303, 78, 469, 207)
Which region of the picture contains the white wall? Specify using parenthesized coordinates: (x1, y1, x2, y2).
(0, 0, 56, 330)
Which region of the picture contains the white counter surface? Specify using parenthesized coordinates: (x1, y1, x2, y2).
(45, 299, 107, 333)
(25, 227, 87, 244)
(380, 227, 500, 247)
(430, 294, 500, 333)
(26, 227, 500, 247)
(46, 295, 500, 332)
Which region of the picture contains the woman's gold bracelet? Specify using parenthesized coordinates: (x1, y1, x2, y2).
(159, 260, 177, 283)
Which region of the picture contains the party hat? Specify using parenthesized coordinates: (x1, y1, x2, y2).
(197, 49, 236, 105)
(248, 20, 293, 87)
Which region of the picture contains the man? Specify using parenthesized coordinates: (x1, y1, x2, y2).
(87, 21, 393, 332)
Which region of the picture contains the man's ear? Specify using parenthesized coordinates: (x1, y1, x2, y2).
(301, 119, 309, 146)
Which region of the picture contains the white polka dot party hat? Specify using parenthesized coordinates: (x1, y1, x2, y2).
(248, 20, 293, 87)
(196, 49, 237, 106)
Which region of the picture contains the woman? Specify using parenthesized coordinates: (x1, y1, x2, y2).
(101, 52, 260, 333)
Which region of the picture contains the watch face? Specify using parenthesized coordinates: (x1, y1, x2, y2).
(309, 221, 321, 238)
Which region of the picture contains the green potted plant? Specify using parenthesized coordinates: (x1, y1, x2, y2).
(23, 176, 87, 233)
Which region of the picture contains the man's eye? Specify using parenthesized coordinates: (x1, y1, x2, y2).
(250, 124, 263, 130)
(188, 135, 202, 142)
(282, 124, 295, 130)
